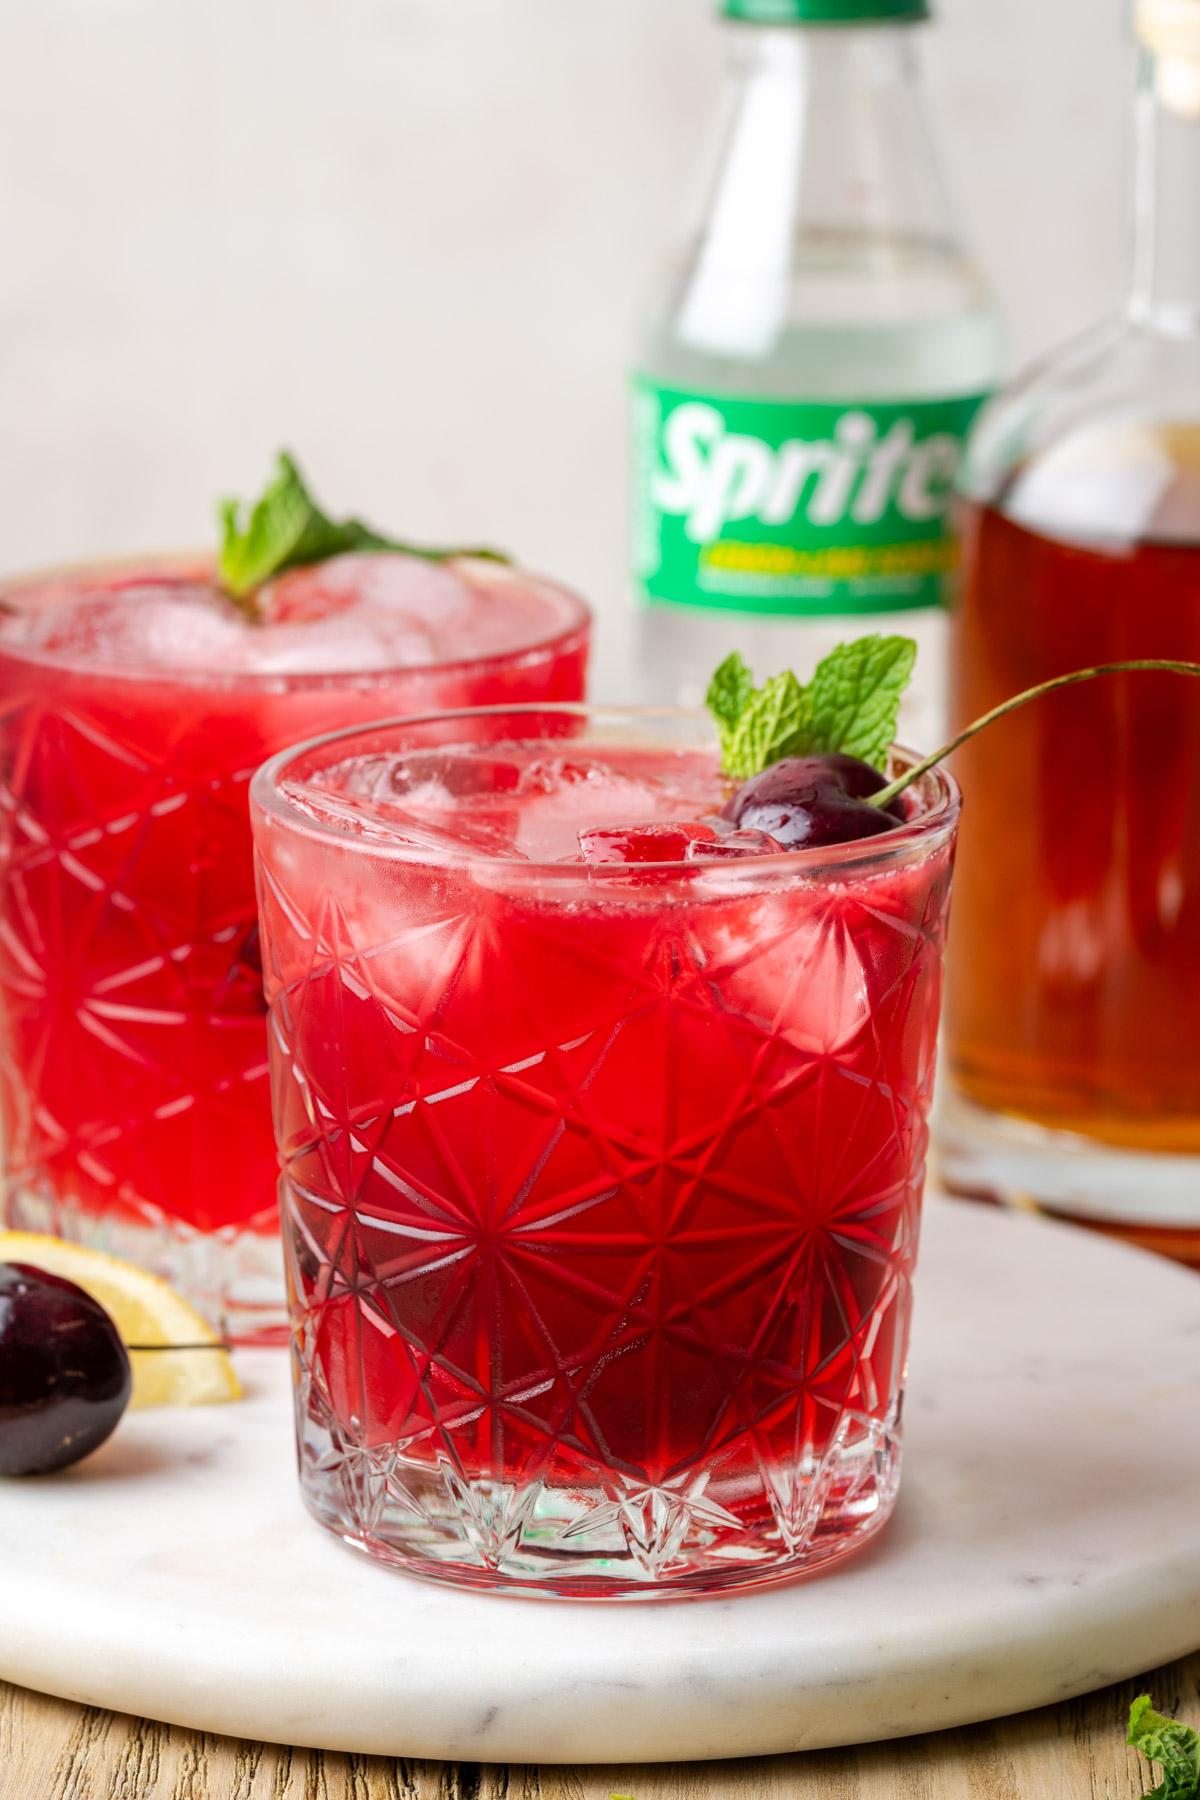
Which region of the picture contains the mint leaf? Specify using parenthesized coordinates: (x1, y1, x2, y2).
(807, 635, 918, 770)
(724, 669, 812, 780)
(706, 651, 754, 734)
(706, 652, 755, 763)
(1129, 1697, 1200, 1800)
(218, 454, 317, 598)
(218, 451, 508, 600)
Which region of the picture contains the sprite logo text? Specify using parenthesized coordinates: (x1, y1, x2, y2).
(633, 381, 987, 618)
(659, 402, 958, 541)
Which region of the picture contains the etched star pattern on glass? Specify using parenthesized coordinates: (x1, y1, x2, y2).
(0, 660, 285, 1336)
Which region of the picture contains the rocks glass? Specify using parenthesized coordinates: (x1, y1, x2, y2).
(252, 705, 958, 1596)
(0, 558, 588, 1339)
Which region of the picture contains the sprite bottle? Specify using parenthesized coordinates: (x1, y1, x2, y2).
(631, 0, 1000, 748)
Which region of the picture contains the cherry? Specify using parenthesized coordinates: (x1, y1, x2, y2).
(723, 752, 908, 850)
(0, 1263, 131, 1476)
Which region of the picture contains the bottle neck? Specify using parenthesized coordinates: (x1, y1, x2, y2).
(1130, 48, 1200, 333)
(674, 21, 955, 360)
(722, 21, 956, 251)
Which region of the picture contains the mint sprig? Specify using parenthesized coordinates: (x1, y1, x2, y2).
(218, 451, 509, 601)
(708, 644, 1200, 824)
(706, 635, 917, 780)
(1129, 1696, 1200, 1800)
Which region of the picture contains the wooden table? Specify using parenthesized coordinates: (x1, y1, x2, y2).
(3, 1651, 1197, 1800)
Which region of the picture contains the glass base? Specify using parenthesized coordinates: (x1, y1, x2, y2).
(294, 1366, 902, 1599)
(2, 1177, 288, 1344)
(937, 1082, 1200, 1257)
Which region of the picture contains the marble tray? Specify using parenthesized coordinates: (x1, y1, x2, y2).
(3, 1196, 1200, 1765)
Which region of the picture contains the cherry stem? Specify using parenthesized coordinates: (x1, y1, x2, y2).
(869, 659, 1200, 811)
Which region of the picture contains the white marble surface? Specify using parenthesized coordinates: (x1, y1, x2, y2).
(3, 1197, 1200, 1765)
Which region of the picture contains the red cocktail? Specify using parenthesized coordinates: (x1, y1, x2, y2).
(0, 557, 589, 1338)
(252, 706, 957, 1595)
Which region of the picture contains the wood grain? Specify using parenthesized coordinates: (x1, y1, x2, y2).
(2, 1651, 1197, 1800)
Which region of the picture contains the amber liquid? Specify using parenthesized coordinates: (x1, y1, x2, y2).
(948, 502, 1200, 1179)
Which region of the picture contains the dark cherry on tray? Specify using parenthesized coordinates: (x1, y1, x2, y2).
(723, 752, 907, 850)
(0, 1263, 131, 1476)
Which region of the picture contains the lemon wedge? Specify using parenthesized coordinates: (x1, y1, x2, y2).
(0, 1231, 242, 1408)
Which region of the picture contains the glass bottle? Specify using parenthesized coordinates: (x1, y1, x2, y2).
(631, 0, 1000, 750)
(941, 0, 1200, 1265)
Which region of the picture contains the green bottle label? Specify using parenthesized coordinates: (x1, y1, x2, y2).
(632, 379, 988, 617)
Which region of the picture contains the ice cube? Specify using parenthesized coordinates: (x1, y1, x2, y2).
(700, 891, 873, 1057)
(518, 757, 619, 795)
(231, 613, 439, 674)
(13, 584, 248, 668)
(389, 752, 523, 800)
(579, 822, 718, 865)
(685, 828, 784, 861)
(279, 778, 523, 860)
(261, 553, 472, 627)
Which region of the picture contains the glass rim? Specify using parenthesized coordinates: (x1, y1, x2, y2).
(0, 553, 592, 689)
(250, 700, 961, 878)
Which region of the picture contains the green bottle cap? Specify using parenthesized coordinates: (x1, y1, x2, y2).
(723, 0, 929, 22)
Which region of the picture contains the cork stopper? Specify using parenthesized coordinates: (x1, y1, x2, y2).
(1136, 0, 1200, 120)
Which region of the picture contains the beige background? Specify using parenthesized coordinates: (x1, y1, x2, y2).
(0, 0, 1132, 694)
